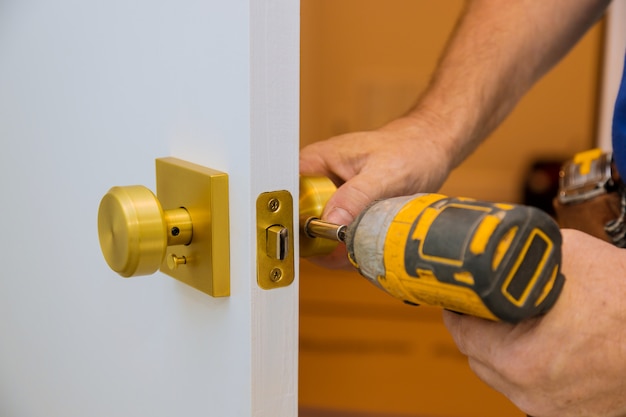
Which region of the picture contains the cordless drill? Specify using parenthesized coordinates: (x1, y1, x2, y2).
(301, 184, 565, 323)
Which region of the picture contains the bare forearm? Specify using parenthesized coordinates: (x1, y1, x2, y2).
(409, 0, 610, 168)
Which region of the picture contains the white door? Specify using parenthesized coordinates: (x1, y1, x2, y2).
(0, 1, 299, 417)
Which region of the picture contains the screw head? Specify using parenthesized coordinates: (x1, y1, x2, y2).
(270, 267, 283, 282)
(171, 226, 180, 237)
(267, 198, 280, 212)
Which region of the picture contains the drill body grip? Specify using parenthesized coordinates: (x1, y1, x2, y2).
(346, 194, 565, 323)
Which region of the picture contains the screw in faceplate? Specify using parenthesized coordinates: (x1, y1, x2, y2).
(270, 267, 283, 282)
(267, 198, 280, 212)
(171, 227, 180, 237)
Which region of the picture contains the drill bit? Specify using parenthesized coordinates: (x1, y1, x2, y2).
(304, 218, 347, 242)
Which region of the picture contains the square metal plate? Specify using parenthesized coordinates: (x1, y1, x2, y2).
(156, 157, 230, 297)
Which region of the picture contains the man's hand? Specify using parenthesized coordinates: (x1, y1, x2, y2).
(300, 115, 454, 268)
(443, 229, 626, 417)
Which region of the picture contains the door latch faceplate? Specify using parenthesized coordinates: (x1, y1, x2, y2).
(256, 190, 294, 289)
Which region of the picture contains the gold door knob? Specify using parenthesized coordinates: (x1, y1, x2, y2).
(98, 185, 192, 277)
(96, 157, 230, 297)
(299, 176, 339, 257)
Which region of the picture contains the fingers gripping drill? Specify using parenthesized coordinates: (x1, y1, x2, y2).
(300, 177, 565, 323)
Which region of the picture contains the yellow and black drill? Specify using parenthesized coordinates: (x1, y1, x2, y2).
(300, 177, 565, 323)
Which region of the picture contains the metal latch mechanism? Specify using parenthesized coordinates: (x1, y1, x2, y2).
(256, 190, 294, 289)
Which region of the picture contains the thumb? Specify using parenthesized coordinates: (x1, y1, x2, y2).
(323, 173, 384, 225)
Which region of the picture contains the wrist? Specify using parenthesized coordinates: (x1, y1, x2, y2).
(381, 100, 472, 173)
